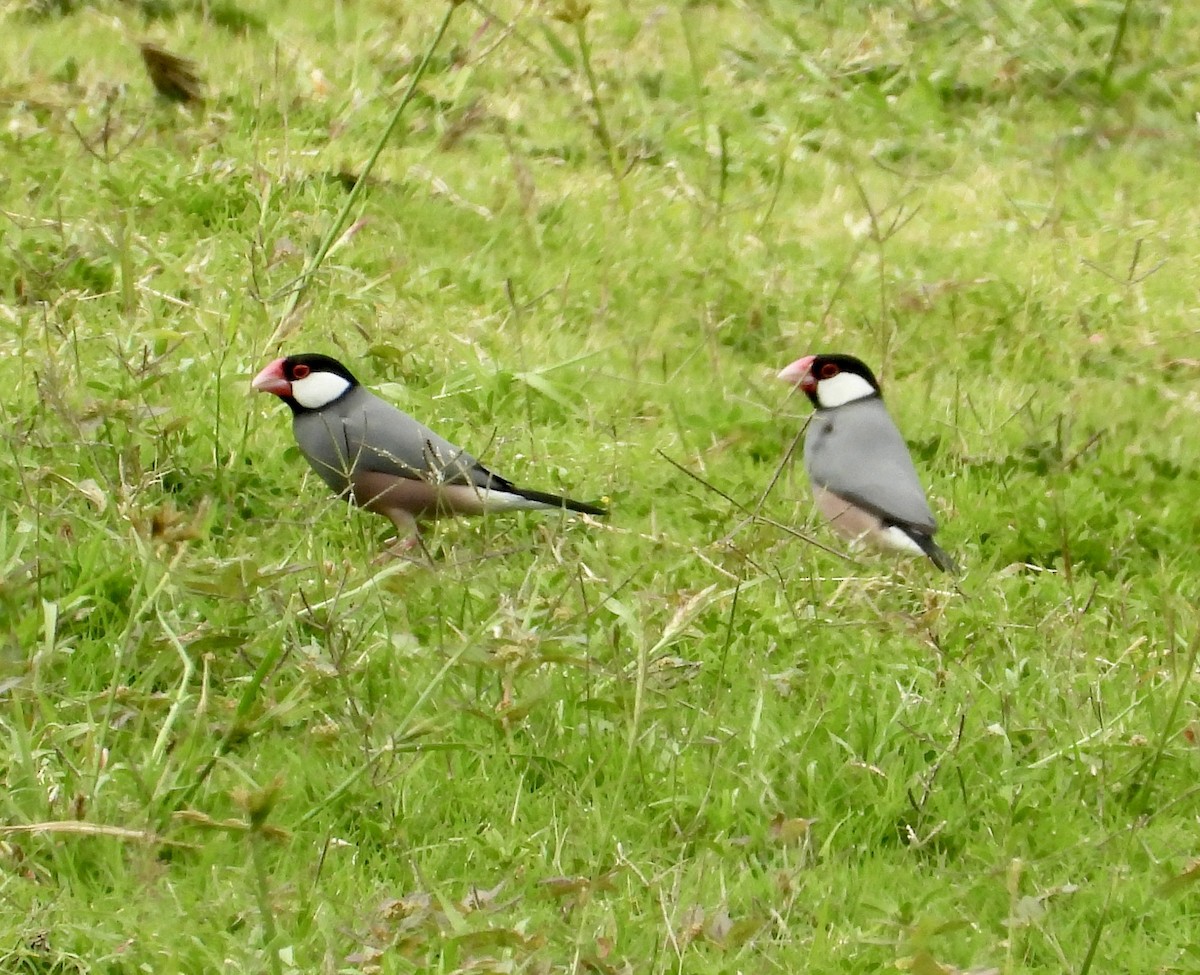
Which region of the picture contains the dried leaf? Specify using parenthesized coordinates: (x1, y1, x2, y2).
(271, 237, 300, 263)
(76, 478, 107, 512)
(446, 927, 543, 952)
(310, 68, 332, 99)
(769, 813, 816, 844)
(460, 881, 506, 911)
(654, 584, 719, 651)
(896, 952, 952, 975)
(1160, 858, 1200, 895)
(537, 875, 585, 900)
(721, 916, 764, 948)
(345, 945, 384, 965)
(379, 891, 434, 921)
(676, 905, 705, 945)
(897, 954, 999, 975)
(0, 820, 195, 848)
(705, 907, 733, 943)
(552, 0, 591, 24)
(328, 217, 370, 256)
(446, 957, 515, 974)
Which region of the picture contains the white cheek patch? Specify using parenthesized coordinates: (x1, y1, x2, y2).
(292, 372, 351, 410)
(816, 371, 876, 408)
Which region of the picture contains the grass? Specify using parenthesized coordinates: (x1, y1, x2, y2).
(2, 0, 1200, 971)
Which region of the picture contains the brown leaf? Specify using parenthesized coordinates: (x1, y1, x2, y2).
(721, 916, 764, 948)
(538, 875, 591, 901)
(460, 881, 506, 912)
(769, 813, 816, 844)
(552, 0, 592, 24)
(1160, 858, 1200, 895)
(345, 946, 384, 966)
(537, 870, 617, 901)
(76, 478, 107, 512)
(379, 891, 434, 921)
(897, 955, 999, 975)
(705, 907, 733, 943)
(676, 905, 705, 945)
(897, 952, 952, 975)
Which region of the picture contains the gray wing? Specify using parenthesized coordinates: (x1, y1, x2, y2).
(295, 387, 509, 494)
(803, 398, 937, 532)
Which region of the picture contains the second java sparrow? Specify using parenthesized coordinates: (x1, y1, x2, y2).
(252, 354, 607, 546)
(777, 353, 957, 573)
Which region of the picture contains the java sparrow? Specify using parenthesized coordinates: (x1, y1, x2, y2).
(252, 354, 607, 546)
(777, 353, 957, 572)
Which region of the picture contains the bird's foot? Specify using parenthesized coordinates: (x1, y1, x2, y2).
(374, 533, 428, 566)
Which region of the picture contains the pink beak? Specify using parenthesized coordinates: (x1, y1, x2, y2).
(777, 354, 817, 392)
(251, 358, 291, 397)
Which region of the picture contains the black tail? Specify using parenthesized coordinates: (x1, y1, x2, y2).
(914, 533, 958, 574)
(514, 486, 608, 517)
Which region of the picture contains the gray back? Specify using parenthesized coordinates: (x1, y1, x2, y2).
(293, 386, 491, 494)
(803, 397, 937, 531)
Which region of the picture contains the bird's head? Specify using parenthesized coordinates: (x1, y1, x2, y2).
(778, 353, 881, 409)
(252, 354, 360, 413)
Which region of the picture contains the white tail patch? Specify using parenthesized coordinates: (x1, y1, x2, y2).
(877, 525, 928, 557)
(816, 371, 876, 408)
(292, 371, 351, 409)
(435, 483, 560, 515)
(475, 490, 559, 513)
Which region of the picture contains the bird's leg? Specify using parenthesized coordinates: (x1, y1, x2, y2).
(377, 509, 429, 562)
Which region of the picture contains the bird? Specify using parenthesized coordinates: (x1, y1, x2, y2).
(138, 42, 205, 104)
(251, 353, 607, 549)
(777, 353, 957, 573)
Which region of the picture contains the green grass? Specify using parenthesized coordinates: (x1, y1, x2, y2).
(2, 0, 1200, 971)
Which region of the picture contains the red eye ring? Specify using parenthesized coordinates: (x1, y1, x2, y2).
(819, 362, 839, 379)
(292, 363, 311, 379)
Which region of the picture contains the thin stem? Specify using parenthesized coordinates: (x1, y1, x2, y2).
(169, 638, 288, 819)
(574, 19, 629, 208)
(1101, 0, 1134, 95)
(266, 4, 460, 347)
(251, 834, 283, 975)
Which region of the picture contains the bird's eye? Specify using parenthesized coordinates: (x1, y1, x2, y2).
(292, 364, 311, 380)
(819, 362, 839, 379)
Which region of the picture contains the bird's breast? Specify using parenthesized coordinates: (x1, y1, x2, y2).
(294, 412, 355, 494)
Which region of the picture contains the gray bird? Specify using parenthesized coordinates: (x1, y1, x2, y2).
(777, 353, 957, 572)
(252, 353, 607, 548)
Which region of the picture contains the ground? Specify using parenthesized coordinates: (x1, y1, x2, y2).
(1, 1, 1199, 972)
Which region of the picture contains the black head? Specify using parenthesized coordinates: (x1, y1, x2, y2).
(251, 353, 361, 413)
(778, 353, 881, 409)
